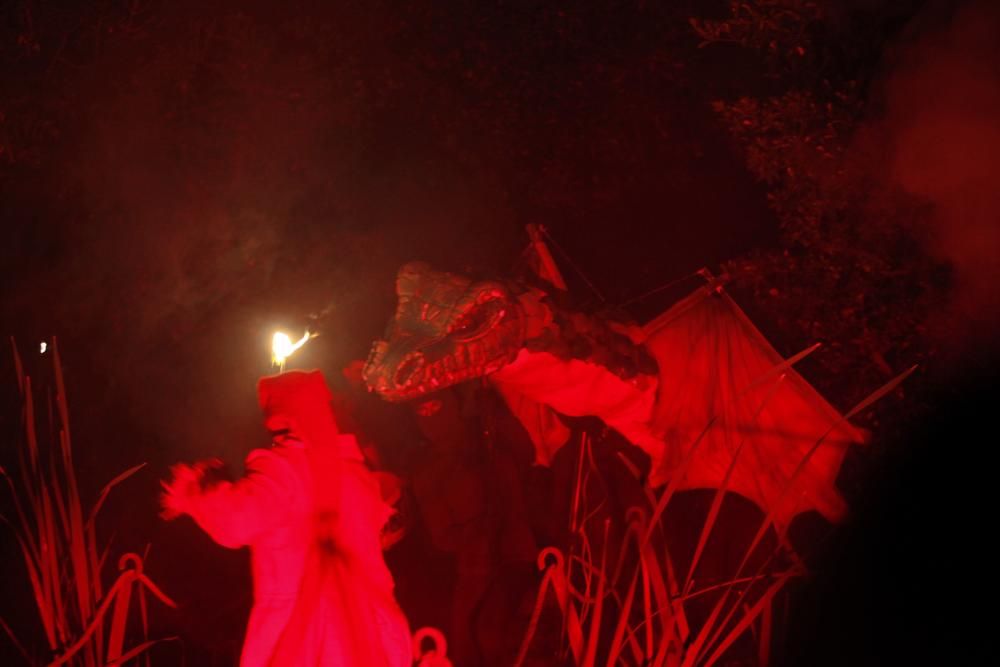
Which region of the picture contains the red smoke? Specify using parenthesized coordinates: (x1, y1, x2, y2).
(883, 0, 1000, 349)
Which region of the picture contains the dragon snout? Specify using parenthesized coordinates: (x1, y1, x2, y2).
(362, 339, 430, 399)
(362, 340, 389, 391)
(393, 352, 426, 389)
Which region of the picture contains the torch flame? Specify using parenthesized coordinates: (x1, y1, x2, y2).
(271, 330, 315, 371)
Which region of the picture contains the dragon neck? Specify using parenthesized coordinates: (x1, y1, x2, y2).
(490, 345, 665, 466)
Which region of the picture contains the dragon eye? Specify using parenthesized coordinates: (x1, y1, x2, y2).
(450, 300, 504, 341)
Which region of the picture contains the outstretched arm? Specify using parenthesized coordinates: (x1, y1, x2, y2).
(160, 450, 301, 548)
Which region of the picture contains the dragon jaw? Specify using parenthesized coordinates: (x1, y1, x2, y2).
(363, 262, 526, 402)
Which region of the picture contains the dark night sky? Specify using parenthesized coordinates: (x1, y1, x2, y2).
(2, 0, 780, 469)
(1, 0, 997, 664)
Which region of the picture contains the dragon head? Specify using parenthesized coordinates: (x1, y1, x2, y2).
(363, 262, 527, 401)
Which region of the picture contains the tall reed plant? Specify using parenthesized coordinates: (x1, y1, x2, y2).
(1, 338, 176, 666)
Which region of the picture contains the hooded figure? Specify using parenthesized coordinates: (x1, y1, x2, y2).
(161, 370, 411, 667)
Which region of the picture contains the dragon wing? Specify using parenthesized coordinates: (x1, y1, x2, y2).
(641, 282, 866, 531)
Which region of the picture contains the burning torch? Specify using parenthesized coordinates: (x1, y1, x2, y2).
(271, 330, 318, 372)
(269, 303, 334, 371)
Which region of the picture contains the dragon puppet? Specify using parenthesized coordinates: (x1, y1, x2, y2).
(363, 245, 866, 532)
